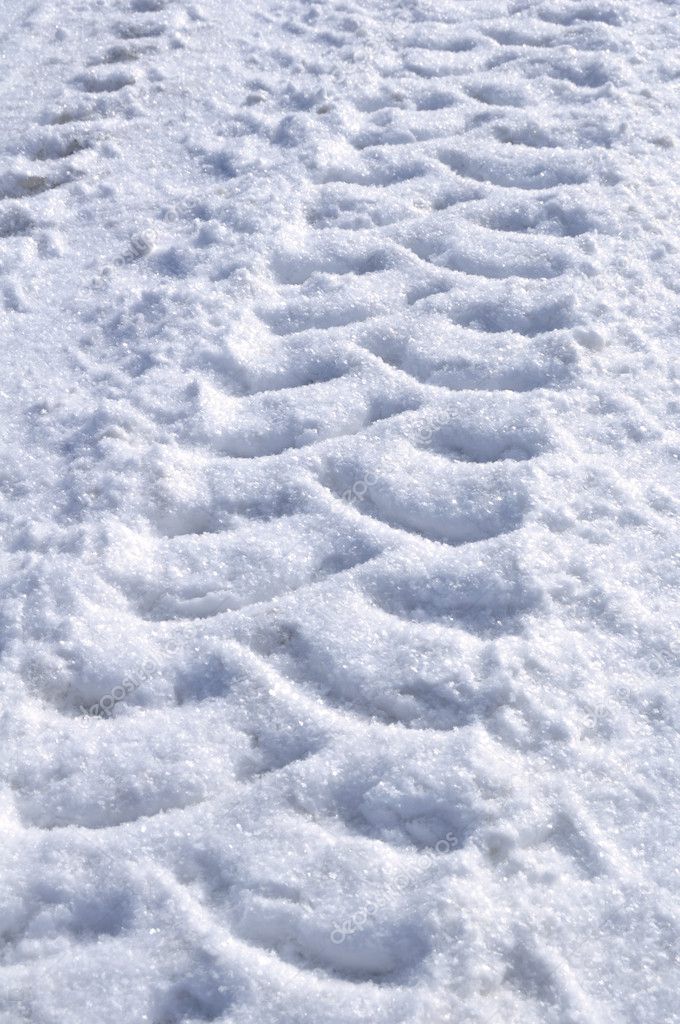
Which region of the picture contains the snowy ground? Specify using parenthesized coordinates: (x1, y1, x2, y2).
(1, 0, 680, 1021)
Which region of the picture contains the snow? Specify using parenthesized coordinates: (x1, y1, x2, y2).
(1, 0, 680, 1021)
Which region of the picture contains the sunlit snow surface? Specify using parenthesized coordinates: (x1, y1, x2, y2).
(1, 0, 679, 1020)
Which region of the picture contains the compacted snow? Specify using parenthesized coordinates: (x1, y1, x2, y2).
(1, 0, 680, 1021)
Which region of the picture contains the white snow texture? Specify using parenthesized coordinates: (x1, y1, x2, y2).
(0, 0, 679, 1021)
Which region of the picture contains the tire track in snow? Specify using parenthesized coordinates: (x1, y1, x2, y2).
(2, 1, 664, 1021)
(72, 0, 623, 1007)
